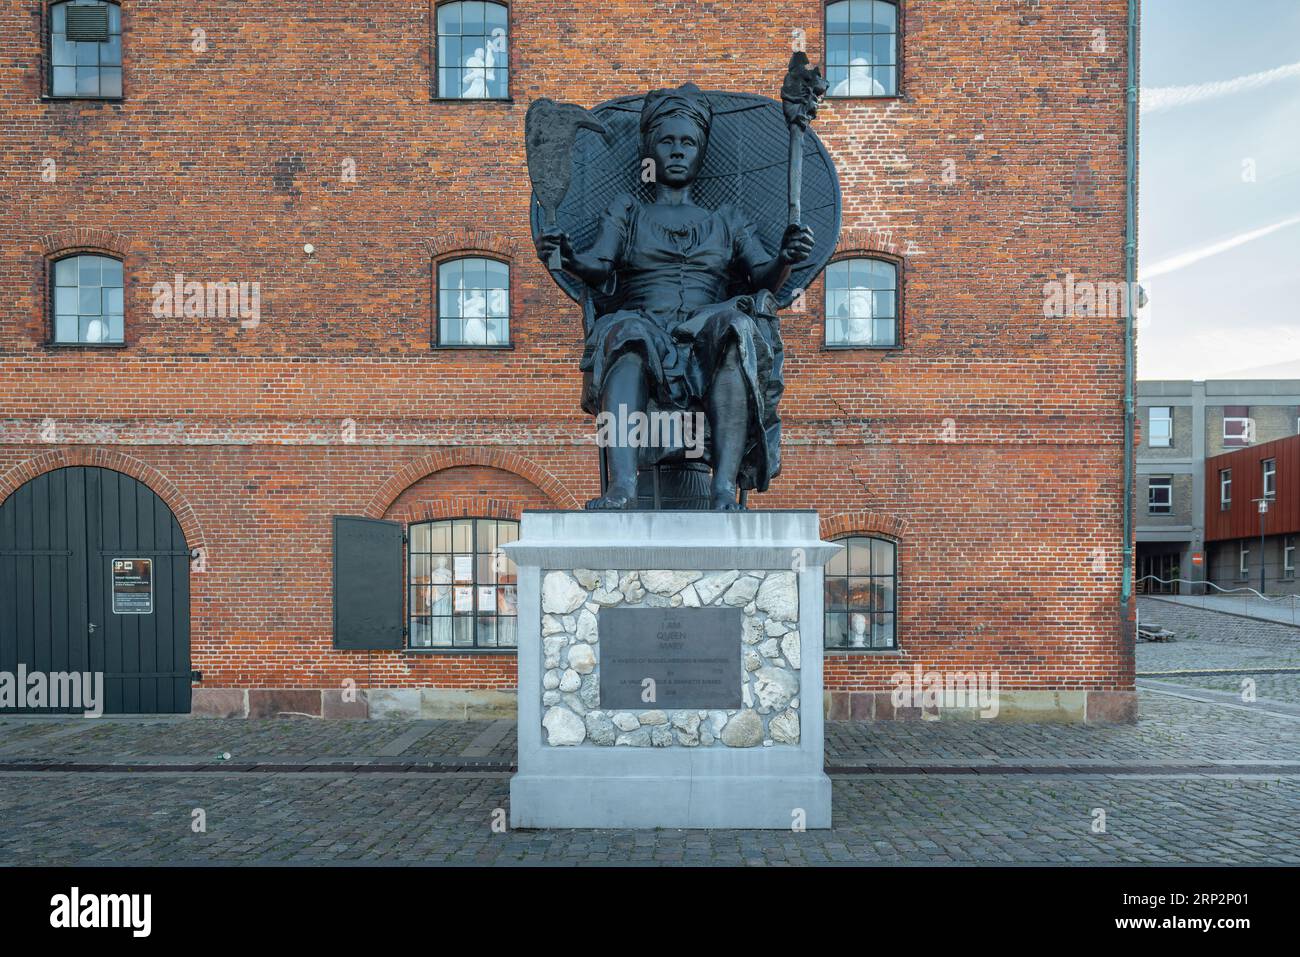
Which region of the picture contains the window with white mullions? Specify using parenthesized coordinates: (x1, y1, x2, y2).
(1220, 468, 1232, 509)
(437, 1, 509, 99)
(49, 1, 122, 98)
(1263, 458, 1276, 499)
(1148, 406, 1172, 447)
(408, 518, 518, 650)
(1147, 476, 1172, 515)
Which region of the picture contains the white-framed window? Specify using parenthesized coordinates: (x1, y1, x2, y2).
(1147, 476, 1172, 515)
(1239, 541, 1250, 577)
(1263, 458, 1276, 499)
(1224, 416, 1252, 446)
(1220, 469, 1232, 509)
(1148, 406, 1172, 447)
(1285, 536, 1296, 576)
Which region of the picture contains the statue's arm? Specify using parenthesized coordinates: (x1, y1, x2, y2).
(536, 194, 633, 289)
(732, 210, 815, 295)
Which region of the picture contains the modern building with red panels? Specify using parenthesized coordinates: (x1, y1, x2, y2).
(0, 1, 1137, 721)
(1205, 434, 1300, 596)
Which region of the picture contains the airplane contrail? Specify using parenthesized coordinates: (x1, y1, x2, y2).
(1142, 60, 1300, 114)
(1140, 215, 1300, 280)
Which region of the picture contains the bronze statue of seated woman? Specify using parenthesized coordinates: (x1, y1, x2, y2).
(535, 84, 815, 511)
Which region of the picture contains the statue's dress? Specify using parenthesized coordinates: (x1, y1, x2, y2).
(579, 194, 785, 492)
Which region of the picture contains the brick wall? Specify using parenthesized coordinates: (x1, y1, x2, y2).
(0, 1, 1135, 698)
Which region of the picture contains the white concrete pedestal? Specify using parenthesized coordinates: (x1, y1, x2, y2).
(502, 510, 839, 829)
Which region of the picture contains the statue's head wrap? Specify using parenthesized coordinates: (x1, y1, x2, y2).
(640, 82, 713, 157)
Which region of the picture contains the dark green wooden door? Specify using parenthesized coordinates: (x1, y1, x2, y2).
(0, 467, 190, 714)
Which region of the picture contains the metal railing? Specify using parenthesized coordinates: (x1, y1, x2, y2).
(1136, 575, 1300, 626)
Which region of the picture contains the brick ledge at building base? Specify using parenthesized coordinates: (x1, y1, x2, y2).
(190, 688, 1138, 724)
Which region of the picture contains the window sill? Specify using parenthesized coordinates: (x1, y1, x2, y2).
(431, 342, 515, 351)
(826, 647, 904, 655)
(44, 340, 127, 350)
(429, 97, 514, 105)
(825, 94, 903, 102)
(403, 647, 517, 656)
(822, 344, 901, 352)
(41, 95, 124, 103)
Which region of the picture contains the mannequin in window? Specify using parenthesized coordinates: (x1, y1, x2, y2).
(832, 58, 886, 97)
(457, 283, 503, 345)
(430, 556, 453, 645)
(849, 612, 869, 648)
(839, 286, 873, 344)
(463, 44, 496, 99)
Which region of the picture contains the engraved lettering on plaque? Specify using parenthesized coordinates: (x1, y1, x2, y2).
(599, 607, 742, 709)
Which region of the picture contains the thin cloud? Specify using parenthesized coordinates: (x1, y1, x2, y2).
(1140, 215, 1300, 280)
(1142, 60, 1300, 114)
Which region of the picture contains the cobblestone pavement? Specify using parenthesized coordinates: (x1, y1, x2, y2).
(1, 601, 1297, 866)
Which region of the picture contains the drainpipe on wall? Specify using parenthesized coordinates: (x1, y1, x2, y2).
(1120, 0, 1140, 608)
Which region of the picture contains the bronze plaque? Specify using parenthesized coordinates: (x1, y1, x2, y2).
(598, 607, 742, 709)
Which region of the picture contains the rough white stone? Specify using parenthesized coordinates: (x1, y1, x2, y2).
(755, 571, 798, 621)
(612, 712, 640, 732)
(764, 619, 789, 636)
(559, 668, 581, 693)
(707, 711, 728, 736)
(743, 649, 761, 672)
(543, 706, 586, 746)
(562, 692, 588, 716)
(770, 709, 800, 744)
(542, 615, 565, 636)
(579, 674, 600, 709)
(542, 690, 562, 706)
(604, 571, 619, 590)
(638, 710, 667, 726)
(754, 666, 799, 712)
(542, 571, 588, 615)
(744, 603, 756, 616)
(742, 615, 765, 645)
(781, 632, 801, 669)
(742, 681, 753, 708)
(575, 609, 598, 645)
(700, 731, 714, 746)
(721, 709, 763, 747)
(592, 587, 623, 606)
(641, 570, 703, 595)
(694, 570, 739, 605)
(567, 642, 596, 675)
(562, 615, 576, 632)
(574, 568, 601, 591)
(543, 635, 567, 664)
(671, 711, 701, 734)
(543, 669, 561, 691)
(759, 637, 781, 658)
(679, 584, 702, 607)
(615, 729, 652, 747)
(722, 576, 762, 606)
(650, 726, 674, 747)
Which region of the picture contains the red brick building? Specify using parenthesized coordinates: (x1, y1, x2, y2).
(0, 0, 1137, 720)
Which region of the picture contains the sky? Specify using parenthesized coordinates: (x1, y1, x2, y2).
(1139, 0, 1300, 380)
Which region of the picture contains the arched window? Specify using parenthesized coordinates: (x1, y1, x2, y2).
(826, 535, 897, 650)
(408, 518, 518, 650)
(436, 1, 509, 100)
(51, 253, 124, 344)
(825, 0, 897, 98)
(436, 256, 510, 346)
(825, 257, 898, 347)
(49, 1, 122, 98)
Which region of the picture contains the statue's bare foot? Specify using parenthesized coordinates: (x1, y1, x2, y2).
(710, 484, 745, 511)
(585, 482, 637, 511)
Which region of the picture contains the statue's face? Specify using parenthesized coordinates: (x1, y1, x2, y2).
(649, 115, 706, 188)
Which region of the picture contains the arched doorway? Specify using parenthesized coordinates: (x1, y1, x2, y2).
(0, 467, 191, 714)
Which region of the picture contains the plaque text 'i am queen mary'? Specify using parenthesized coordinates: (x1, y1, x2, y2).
(599, 607, 743, 710)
